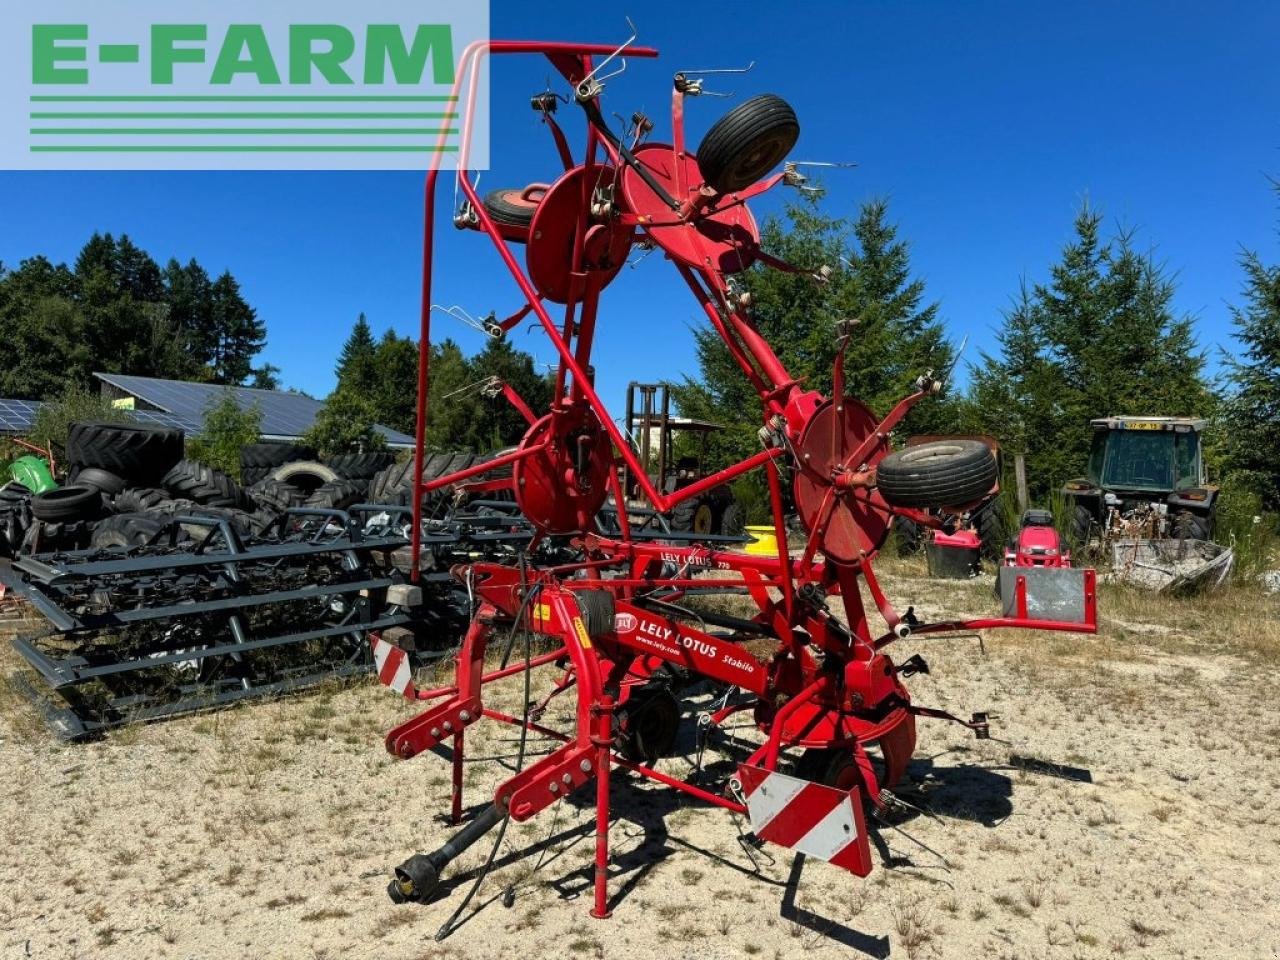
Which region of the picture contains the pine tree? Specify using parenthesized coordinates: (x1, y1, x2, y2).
(673, 197, 956, 476)
(965, 204, 1212, 498)
(335, 313, 378, 393)
(208, 272, 266, 385)
(1224, 237, 1280, 509)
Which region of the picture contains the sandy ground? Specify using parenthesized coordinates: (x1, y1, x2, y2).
(1, 563, 1279, 960)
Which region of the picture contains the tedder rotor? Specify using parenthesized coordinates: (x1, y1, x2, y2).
(369, 32, 1099, 930)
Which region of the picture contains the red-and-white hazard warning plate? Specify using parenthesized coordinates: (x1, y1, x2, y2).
(735, 762, 872, 875)
(371, 634, 416, 699)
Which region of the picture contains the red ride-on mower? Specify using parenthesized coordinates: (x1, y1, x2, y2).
(996, 509, 1088, 622)
(368, 30, 1099, 934)
(1004, 509, 1071, 569)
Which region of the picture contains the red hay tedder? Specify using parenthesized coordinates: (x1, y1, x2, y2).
(371, 31, 1098, 928)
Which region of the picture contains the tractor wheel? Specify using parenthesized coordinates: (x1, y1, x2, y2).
(617, 686, 680, 764)
(671, 496, 716, 535)
(696, 94, 800, 194)
(304, 479, 367, 512)
(240, 442, 316, 485)
(68, 466, 127, 497)
(247, 477, 307, 515)
(269, 460, 340, 495)
(877, 441, 997, 509)
(162, 460, 244, 508)
(481, 186, 547, 228)
(111, 486, 170, 514)
(972, 499, 1008, 559)
(892, 515, 923, 554)
(718, 499, 746, 537)
(1173, 509, 1213, 542)
(324, 451, 395, 481)
(1069, 504, 1095, 549)
(65, 421, 184, 485)
(31, 485, 104, 523)
(90, 512, 169, 549)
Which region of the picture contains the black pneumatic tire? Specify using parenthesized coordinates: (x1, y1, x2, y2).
(324, 451, 396, 481)
(90, 512, 169, 549)
(481, 186, 547, 227)
(973, 499, 1008, 559)
(1173, 509, 1213, 542)
(718, 500, 746, 537)
(877, 440, 997, 509)
(247, 477, 307, 515)
(240, 442, 317, 485)
(68, 466, 127, 497)
(892, 516, 923, 555)
(696, 94, 800, 194)
(65, 421, 184, 484)
(269, 460, 340, 494)
(161, 460, 243, 507)
(31, 485, 104, 523)
(304, 479, 367, 511)
(112, 487, 171, 514)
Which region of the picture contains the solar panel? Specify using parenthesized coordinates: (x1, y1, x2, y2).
(0, 398, 42, 434)
(93, 373, 415, 444)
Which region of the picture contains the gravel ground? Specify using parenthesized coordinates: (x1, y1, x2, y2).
(1, 564, 1278, 960)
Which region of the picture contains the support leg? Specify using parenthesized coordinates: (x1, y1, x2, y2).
(590, 694, 614, 919)
(451, 730, 464, 824)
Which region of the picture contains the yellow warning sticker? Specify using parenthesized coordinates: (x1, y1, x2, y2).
(532, 603, 553, 627)
(572, 616, 593, 649)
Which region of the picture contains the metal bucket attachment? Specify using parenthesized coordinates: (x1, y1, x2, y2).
(998, 566, 1095, 625)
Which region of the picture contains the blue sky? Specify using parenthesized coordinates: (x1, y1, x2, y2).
(2, 1, 1278, 417)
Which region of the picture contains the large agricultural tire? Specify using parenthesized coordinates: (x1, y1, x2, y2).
(972, 499, 1008, 559)
(161, 460, 243, 507)
(240, 441, 315, 468)
(1069, 504, 1095, 549)
(65, 421, 184, 484)
(671, 496, 716, 536)
(269, 460, 340, 495)
(247, 477, 307, 515)
(68, 466, 127, 497)
(718, 499, 746, 537)
(90, 512, 169, 549)
(304, 479, 367, 512)
(481, 186, 547, 228)
(30, 485, 104, 523)
(877, 441, 997, 510)
(892, 516, 923, 555)
(324, 451, 396, 481)
(144, 500, 255, 540)
(1173, 509, 1213, 542)
(696, 94, 800, 194)
(112, 487, 171, 514)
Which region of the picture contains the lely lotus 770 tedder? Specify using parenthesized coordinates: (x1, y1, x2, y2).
(370, 30, 1098, 927)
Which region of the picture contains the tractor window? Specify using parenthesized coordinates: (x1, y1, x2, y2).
(1174, 432, 1200, 488)
(1086, 432, 1107, 484)
(1100, 430, 1175, 491)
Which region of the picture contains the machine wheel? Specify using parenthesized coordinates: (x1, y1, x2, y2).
(795, 744, 888, 800)
(618, 687, 680, 764)
(68, 466, 127, 497)
(1069, 503, 1096, 549)
(240, 442, 316, 485)
(269, 460, 340, 495)
(162, 460, 243, 507)
(671, 496, 716, 535)
(304, 479, 367, 511)
(877, 441, 997, 509)
(112, 486, 170, 514)
(972, 499, 1008, 559)
(1173, 509, 1213, 542)
(30, 485, 104, 523)
(718, 499, 746, 537)
(65, 421, 184, 484)
(481, 186, 547, 227)
(247, 477, 307, 515)
(90, 512, 169, 549)
(892, 515, 923, 554)
(324, 451, 395, 481)
(697, 94, 800, 193)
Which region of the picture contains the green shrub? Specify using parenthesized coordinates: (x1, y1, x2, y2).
(185, 390, 263, 481)
(29, 383, 131, 457)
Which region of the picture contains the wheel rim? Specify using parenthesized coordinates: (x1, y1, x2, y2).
(693, 504, 714, 534)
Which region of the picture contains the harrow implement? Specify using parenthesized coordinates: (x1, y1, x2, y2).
(371, 31, 1101, 932)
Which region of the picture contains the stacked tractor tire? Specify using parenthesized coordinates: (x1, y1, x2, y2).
(0, 419, 490, 559)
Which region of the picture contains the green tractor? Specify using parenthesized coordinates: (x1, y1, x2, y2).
(1063, 416, 1217, 545)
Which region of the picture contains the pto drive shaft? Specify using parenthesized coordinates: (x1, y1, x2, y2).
(388, 802, 507, 903)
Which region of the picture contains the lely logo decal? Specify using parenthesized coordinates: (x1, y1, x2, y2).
(614, 612, 638, 634)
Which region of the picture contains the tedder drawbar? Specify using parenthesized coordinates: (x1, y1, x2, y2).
(371, 31, 1098, 928)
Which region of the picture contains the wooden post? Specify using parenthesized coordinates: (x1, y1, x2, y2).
(1014, 454, 1029, 513)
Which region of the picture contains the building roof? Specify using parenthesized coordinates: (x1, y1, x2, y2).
(0, 375, 415, 448)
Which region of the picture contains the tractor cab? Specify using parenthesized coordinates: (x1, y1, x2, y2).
(1065, 416, 1217, 543)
